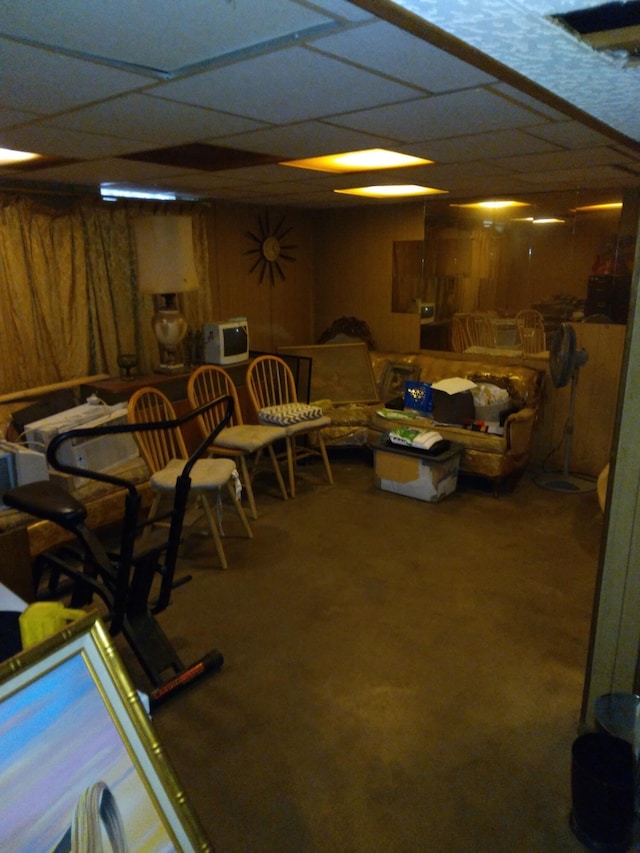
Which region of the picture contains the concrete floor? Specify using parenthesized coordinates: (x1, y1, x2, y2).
(138, 453, 603, 852)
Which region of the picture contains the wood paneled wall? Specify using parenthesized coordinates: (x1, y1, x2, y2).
(313, 203, 424, 351)
(202, 201, 315, 352)
(530, 323, 626, 478)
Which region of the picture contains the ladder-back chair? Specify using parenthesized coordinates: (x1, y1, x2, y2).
(450, 313, 472, 352)
(187, 364, 288, 519)
(515, 309, 547, 354)
(245, 355, 334, 498)
(465, 312, 496, 348)
(128, 386, 252, 569)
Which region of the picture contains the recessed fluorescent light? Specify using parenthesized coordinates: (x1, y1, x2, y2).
(0, 147, 41, 166)
(282, 148, 434, 174)
(451, 200, 530, 210)
(334, 185, 447, 199)
(533, 217, 565, 224)
(100, 184, 195, 201)
(574, 202, 623, 212)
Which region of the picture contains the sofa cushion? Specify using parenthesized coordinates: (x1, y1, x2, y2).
(259, 403, 324, 426)
(371, 351, 544, 409)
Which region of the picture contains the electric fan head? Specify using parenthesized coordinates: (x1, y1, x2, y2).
(550, 323, 588, 388)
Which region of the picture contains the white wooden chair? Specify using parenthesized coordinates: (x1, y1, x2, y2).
(246, 355, 334, 498)
(128, 386, 252, 569)
(187, 364, 288, 519)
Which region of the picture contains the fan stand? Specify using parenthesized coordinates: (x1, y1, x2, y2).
(535, 367, 596, 494)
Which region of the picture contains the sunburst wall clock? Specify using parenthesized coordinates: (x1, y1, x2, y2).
(245, 211, 297, 285)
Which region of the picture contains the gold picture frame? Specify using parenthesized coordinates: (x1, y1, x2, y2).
(0, 611, 211, 852)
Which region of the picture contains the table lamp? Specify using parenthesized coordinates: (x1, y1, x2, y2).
(134, 215, 199, 373)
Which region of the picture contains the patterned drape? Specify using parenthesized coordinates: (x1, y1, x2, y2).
(0, 196, 209, 395)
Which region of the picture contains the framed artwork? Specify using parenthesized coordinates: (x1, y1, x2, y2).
(0, 612, 211, 852)
(278, 342, 379, 404)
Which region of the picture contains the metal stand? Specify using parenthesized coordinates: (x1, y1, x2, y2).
(535, 367, 596, 494)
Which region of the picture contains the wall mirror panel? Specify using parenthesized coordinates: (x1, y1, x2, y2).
(392, 187, 638, 348)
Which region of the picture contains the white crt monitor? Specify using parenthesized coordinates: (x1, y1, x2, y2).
(203, 319, 249, 365)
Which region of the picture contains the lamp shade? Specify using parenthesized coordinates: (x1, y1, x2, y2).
(134, 215, 199, 295)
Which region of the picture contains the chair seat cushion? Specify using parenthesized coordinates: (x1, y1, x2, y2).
(258, 403, 324, 426)
(214, 423, 286, 452)
(284, 415, 332, 436)
(150, 458, 237, 492)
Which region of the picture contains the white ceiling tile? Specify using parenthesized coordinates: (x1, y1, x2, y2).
(0, 107, 40, 129)
(0, 38, 149, 114)
(14, 158, 201, 184)
(307, 0, 376, 21)
(45, 94, 266, 144)
(328, 89, 548, 142)
(0, 0, 337, 73)
(153, 46, 422, 124)
(211, 121, 399, 158)
(525, 121, 623, 150)
(489, 83, 569, 120)
(494, 146, 632, 173)
(518, 165, 640, 186)
(405, 128, 560, 162)
(0, 124, 146, 158)
(313, 20, 496, 92)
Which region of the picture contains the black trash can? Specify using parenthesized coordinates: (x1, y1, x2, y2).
(571, 731, 635, 852)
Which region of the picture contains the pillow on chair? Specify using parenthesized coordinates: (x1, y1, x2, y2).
(259, 403, 324, 426)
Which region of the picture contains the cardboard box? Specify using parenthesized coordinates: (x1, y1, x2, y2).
(431, 388, 475, 425)
(374, 440, 463, 503)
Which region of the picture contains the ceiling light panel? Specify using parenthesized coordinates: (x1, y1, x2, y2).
(0, 147, 39, 165)
(335, 184, 447, 198)
(282, 148, 433, 173)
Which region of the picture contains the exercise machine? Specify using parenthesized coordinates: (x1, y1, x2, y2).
(2, 395, 235, 707)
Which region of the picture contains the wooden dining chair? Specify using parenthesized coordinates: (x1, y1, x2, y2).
(128, 386, 252, 569)
(450, 313, 472, 352)
(187, 364, 288, 519)
(515, 309, 547, 354)
(245, 355, 334, 498)
(465, 312, 496, 348)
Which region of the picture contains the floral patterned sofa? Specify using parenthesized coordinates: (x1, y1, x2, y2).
(320, 349, 546, 492)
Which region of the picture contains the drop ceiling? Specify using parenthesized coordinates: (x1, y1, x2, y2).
(0, 0, 638, 208)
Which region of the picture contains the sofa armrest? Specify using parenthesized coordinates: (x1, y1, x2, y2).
(504, 407, 536, 459)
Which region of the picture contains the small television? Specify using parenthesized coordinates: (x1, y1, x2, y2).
(203, 319, 250, 365)
(418, 301, 436, 324)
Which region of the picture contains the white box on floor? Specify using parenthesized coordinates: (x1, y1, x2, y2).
(374, 439, 463, 502)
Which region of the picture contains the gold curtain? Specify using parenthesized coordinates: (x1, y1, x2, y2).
(0, 197, 210, 395)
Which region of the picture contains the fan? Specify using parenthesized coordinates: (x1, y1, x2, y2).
(535, 323, 596, 493)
